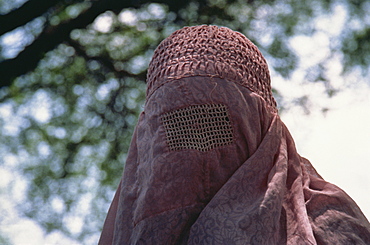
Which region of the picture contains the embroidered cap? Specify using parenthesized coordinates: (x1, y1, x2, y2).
(147, 25, 277, 111)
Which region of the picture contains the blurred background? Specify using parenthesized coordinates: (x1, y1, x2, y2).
(0, 0, 369, 244)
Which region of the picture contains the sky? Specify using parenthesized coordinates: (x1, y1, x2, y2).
(276, 3, 369, 219)
(1, 2, 370, 245)
(279, 79, 370, 219)
(274, 4, 370, 217)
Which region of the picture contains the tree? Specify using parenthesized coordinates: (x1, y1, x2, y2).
(0, 0, 369, 243)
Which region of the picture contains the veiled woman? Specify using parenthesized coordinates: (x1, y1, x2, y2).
(99, 25, 370, 245)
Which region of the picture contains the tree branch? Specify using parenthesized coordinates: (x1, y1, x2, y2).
(0, 0, 194, 88)
(0, 0, 63, 36)
(0, 0, 113, 88)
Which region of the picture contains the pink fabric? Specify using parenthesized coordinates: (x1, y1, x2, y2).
(99, 26, 370, 245)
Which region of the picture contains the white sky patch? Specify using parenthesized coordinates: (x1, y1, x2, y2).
(0, 102, 29, 136)
(118, 9, 138, 26)
(54, 127, 67, 139)
(11, 175, 28, 203)
(63, 215, 83, 235)
(1, 28, 24, 47)
(281, 84, 370, 219)
(44, 231, 81, 245)
(147, 3, 166, 20)
(76, 193, 93, 215)
(29, 89, 52, 124)
(3, 153, 18, 167)
(0, 0, 28, 14)
(0, 17, 44, 58)
(66, 5, 84, 19)
(0, 28, 28, 58)
(95, 78, 119, 101)
(289, 3, 348, 69)
(0, 89, 53, 134)
(0, 102, 12, 118)
(37, 141, 51, 158)
(51, 196, 66, 214)
(1, 219, 44, 245)
(92, 11, 114, 33)
(110, 34, 126, 48)
(3, 117, 28, 136)
(0, 168, 12, 188)
(45, 125, 68, 139)
(289, 32, 330, 68)
(315, 3, 347, 36)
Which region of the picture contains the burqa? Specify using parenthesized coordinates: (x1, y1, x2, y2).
(99, 25, 370, 244)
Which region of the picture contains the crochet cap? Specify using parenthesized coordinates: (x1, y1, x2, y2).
(147, 25, 277, 111)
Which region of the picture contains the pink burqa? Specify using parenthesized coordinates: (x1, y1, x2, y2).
(99, 25, 370, 244)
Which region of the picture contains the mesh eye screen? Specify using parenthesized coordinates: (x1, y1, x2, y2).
(161, 104, 234, 152)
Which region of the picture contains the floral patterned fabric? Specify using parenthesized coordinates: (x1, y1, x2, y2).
(99, 26, 370, 245)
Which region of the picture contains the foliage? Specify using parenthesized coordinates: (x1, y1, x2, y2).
(0, 0, 369, 243)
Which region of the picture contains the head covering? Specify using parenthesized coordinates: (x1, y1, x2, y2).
(99, 25, 370, 244)
(146, 25, 276, 111)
